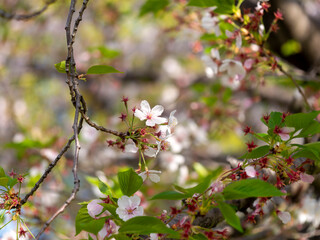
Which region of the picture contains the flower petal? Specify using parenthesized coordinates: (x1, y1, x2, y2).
(300, 173, 314, 183)
(140, 100, 151, 113)
(139, 172, 147, 182)
(278, 211, 291, 224)
(149, 174, 161, 183)
(144, 146, 158, 157)
(117, 196, 130, 208)
(134, 109, 147, 121)
(152, 116, 167, 125)
(124, 139, 139, 153)
(130, 195, 141, 207)
(151, 105, 164, 116)
(87, 199, 104, 218)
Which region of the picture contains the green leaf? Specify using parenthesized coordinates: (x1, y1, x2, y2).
(281, 39, 301, 57)
(117, 168, 143, 196)
(293, 142, 320, 162)
(0, 166, 6, 177)
(265, 112, 283, 129)
(86, 176, 113, 196)
(285, 111, 320, 131)
(241, 145, 270, 159)
(86, 65, 122, 75)
(188, 0, 235, 14)
(119, 216, 179, 237)
(296, 120, 320, 138)
(113, 234, 132, 240)
(75, 205, 105, 235)
(95, 46, 120, 59)
(223, 179, 285, 200)
(54, 60, 67, 73)
(7, 178, 18, 188)
(151, 191, 188, 200)
(190, 234, 208, 240)
(180, 167, 223, 195)
(139, 0, 169, 17)
(218, 201, 243, 232)
(254, 133, 270, 143)
(99, 203, 118, 218)
(0, 177, 9, 187)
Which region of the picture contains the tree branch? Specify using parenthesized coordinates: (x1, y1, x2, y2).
(0, 0, 56, 21)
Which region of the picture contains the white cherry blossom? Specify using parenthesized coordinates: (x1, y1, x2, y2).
(139, 170, 161, 183)
(89, 219, 119, 240)
(219, 59, 246, 78)
(201, 8, 221, 36)
(134, 100, 167, 127)
(124, 139, 139, 153)
(277, 211, 291, 224)
(116, 195, 144, 221)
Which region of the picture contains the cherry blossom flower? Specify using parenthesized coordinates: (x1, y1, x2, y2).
(300, 172, 314, 183)
(134, 100, 167, 127)
(219, 59, 246, 79)
(139, 170, 161, 183)
(89, 219, 119, 240)
(116, 195, 144, 221)
(277, 211, 291, 224)
(87, 199, 109, 219)
(274, 126, 295, 141)
(210, 181, 224, 194)
(124, 139, 139, 153)
(150, 233, 160, 240)
(201, 8, 221, 36)
(160, 152, 185, 172)
(245, 166, 257, 178)
(297, 195, 320, 227)
(144, 144, 160, 157)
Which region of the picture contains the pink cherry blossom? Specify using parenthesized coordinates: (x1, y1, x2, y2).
(124, 139, 139, 153)
(116, 195, 144, 221)
(134, 100, 167, 127)
(300, 173, 314, 183)
(245, 166, 257, 178)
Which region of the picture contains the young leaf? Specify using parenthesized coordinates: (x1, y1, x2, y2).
(217, 201, 243, 232)
(285, 111, 320, 130)
(151, 191, 188, 200)
(0, 177, 9, 187)
(75, 205, 105, 235)
(86, 65, 122, 74)
(119, 216, 179, 237)
(7, 178, 18, 188)
(293, 142, 320, 162)
(99, 203, 119, 219)
(295, 120, 320, 138)
(223, 179, 285, 200)
(54, 60, 66, 73)
(139, 0, 169, 17)
(188, 0, 235, 14)
(117, 168, 143, 196)
(0, 166, 6, 177)
(113, 234, 132, 240)
(265, 112, 283, 129)
(241, 145, 270, 159)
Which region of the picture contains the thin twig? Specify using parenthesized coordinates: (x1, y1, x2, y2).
(20, 135, 75, 206)
(277, 64, 312, 111)
(0, 0, 56, 21)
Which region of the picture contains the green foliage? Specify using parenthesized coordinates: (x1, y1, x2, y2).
(90, 46, 121, 59)
(151, 190, 187, 200)
(85, 176, 113, 197)
(223, 179, 285, 200)
(293, 142, 320, 162)
(54, 60, 67, 73)
(117, 168, 143, 196)
(241, 145, 270, 159)
(75, 205, 105, 235)
(187, 0, 235, 14)
(217, 201, 243, 232)
(119, 216, 179, 237)
(86, 65, 122, 74)
(139, 0, 169, 16)
(281, 40, 301, 56)
(285, 111, 320, 131)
